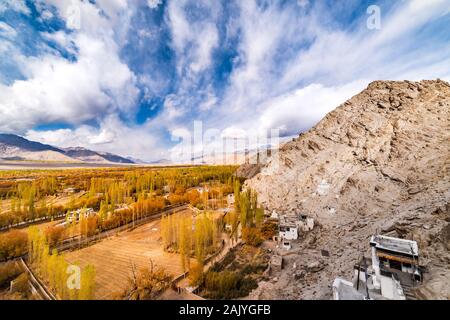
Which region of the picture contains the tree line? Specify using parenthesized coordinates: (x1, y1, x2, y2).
(161, 211, 223, 279)
(28, 226, 96, 300)
(0, 166, 238, 229)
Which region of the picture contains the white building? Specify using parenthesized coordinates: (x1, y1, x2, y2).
(189, 186, 210, 195)
(279, 215, 299, 240)
(278, 212, 315, 241)
(332, 278, 365, 300)
(369, 235, 421, 298)
(281, 240, 292, 251)
(297, 214, 314, 232)
(66, 208, 95, 223)
(332, 235, 422, 300)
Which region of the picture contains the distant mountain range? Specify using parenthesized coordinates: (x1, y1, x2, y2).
(0, 134, 135, 164)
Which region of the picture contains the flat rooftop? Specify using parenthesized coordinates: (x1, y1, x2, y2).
(370, 235, 419, 257)
(333, 278, 365, 300)
(279, 214, 298, 226)
(333, 278, 389, 300)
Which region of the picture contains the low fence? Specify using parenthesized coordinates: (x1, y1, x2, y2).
(0, 213, 66, 232)
(53, 204, 187, 254)
(18, 258, 56, 300)
(0, 204, 187, 262)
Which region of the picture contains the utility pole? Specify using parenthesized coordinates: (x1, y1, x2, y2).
(363, 255, 370, 300)
(356, 254, 361, 291)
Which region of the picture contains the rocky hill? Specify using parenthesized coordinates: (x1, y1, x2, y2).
(63, 147, 134, 164)
(244, 80, 450, 300)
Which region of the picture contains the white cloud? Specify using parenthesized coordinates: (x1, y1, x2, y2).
(42, 10, 54, 20)
(147, 0, 163, 9)
(88, 129, 116, 145)
(297, 0, 309, 8)
(167, 0, 220, 74)
(0, 0, 30, 15)
(0, 22, 17, 39)
(279, 0, 450, 88)
(2, 0, 450, 161)
(0, 33, 138, 132)
(0, 0, 139, 133)
(258, 81, 368, 136)
(25, 115, 167, 161)
(221, 0, 303, 112)
(214, 0, 450, 139)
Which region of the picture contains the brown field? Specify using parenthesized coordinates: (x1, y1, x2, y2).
(65, 209, 194, 300)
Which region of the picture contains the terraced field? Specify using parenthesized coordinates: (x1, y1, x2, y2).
(65, 209, 194, 300)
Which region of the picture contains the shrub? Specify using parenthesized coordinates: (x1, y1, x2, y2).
(260, 222, 278, 240)
(121, 262, 173, 300)
(45, 225, 65, 246)
(210, 249, 236, 272)
(0, 230, 28, 261)
(0, 261, 22, 288)
(242, 227, 263, 247)
(189, 262, 204, 287)
(11, 273, 29, 297)
(203, 271, 258, 299)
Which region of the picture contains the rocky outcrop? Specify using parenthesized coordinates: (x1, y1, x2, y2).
(244, 80, 450, 299)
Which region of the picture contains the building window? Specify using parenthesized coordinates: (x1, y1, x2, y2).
(402, 263, 411, 268)
(389, 260, 402, 271)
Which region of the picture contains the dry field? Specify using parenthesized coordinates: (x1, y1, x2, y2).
(65, 209, 194, 300)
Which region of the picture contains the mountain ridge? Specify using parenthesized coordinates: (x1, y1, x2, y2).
(0, 134, 134, 164)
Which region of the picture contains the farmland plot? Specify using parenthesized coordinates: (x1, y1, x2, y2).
(65, 210, 194, 300)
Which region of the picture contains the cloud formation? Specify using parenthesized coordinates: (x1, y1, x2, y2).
(0, 0, 449, 161)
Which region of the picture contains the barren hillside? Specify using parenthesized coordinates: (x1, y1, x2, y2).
(245, 80, 450, 299)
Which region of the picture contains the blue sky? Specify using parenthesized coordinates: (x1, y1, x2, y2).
(0, 0, 449, 161)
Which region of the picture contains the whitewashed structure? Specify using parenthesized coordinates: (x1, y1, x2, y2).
(278, 212, 315, 241)
(279, 215, 299, 240)
(332, 235, 422, 300)
(66, 208, 95, 223)
(297, 214, 314, 232)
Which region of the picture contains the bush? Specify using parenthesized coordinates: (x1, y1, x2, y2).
(121, 263, 173, 300)
(241, 263, 268, 276)
(203, 271, 258, 299)
(0, 230, 28, 261)
(210, 249, 236, 272)
(45, 225, 65, 246)
(242, 227, 263, 247)
(260, 222, 278, 240)
(189, 262, 204, 287)
(195, 203, 205, 210)
(0, 261, 22, 288)
(11, 273, 29, 297)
